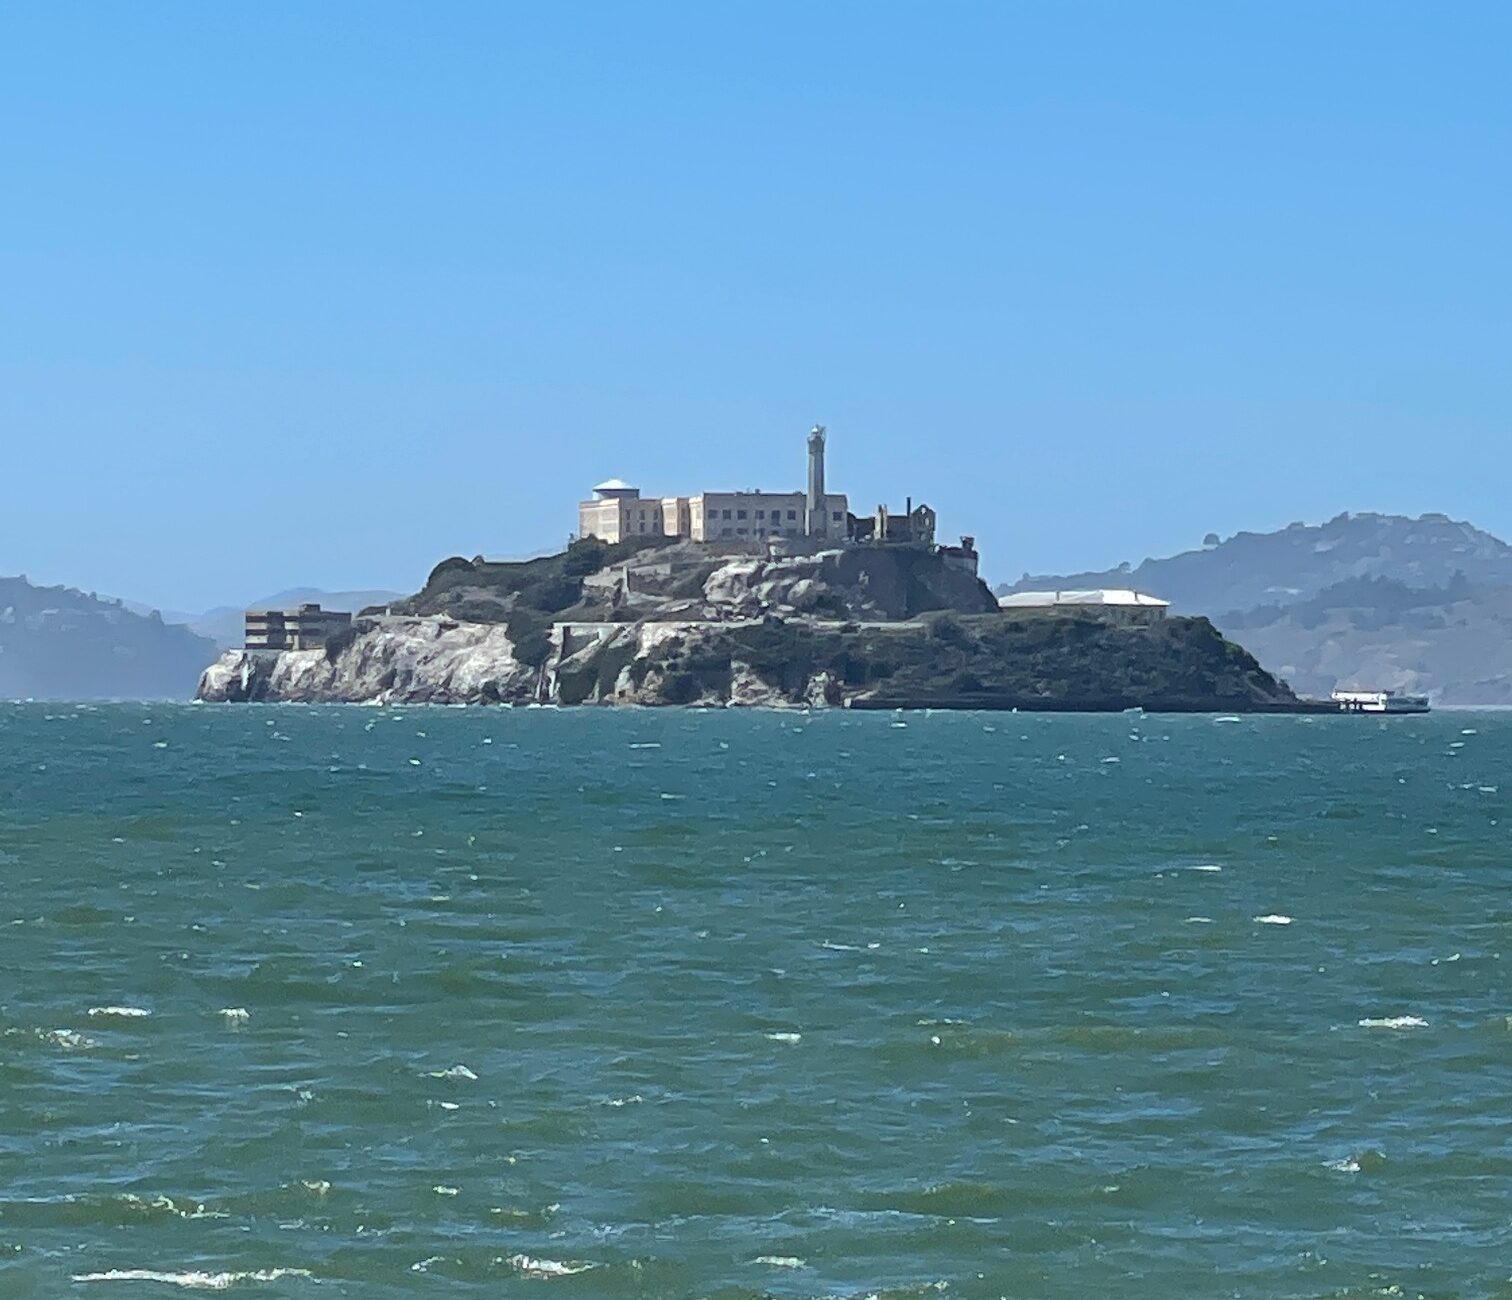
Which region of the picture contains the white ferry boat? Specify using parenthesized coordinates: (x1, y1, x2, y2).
(1331, 689, 1431, 714)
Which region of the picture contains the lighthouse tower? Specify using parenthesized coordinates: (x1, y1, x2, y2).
(805, 425, 827, 538)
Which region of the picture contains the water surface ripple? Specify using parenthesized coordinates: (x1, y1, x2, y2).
(1, 704, 1509, 1297)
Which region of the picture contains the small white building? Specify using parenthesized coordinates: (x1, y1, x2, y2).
(998, 589, 1170, 624)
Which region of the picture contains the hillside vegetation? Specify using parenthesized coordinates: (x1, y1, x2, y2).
(1003, 513, 1512, 702)
(0, 577, 218, 700)
(1005, 513, 1512, 614)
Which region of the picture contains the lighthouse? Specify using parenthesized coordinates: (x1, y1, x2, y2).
(805, 425, 827, 538)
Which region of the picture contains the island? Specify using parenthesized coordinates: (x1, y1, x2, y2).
(198, 429, 1313, 712)
(197, 536, 1307, 712)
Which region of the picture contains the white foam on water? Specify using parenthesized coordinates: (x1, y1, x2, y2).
(71, 1268, 312, 1288)
(754, 1255, 807, 1268)
(433, 1185, 460, 1196)
(602, 1094, 642, 1106)
(219, 1008, 250, 1026)
(1214, 715, 1242, 724)
(88, 1006, 151, 1019)
(1359, 1016, 1428, 1029)
(428, 1064, 478, 1080)
(1190, 864, 1223, 872)
(1325, 1156, 1361, 1173)
(115, 1194, 227, 1221)
(765, 1032, 802, 1044)
(1254, 914, 1294, 925)
(819, 940, 861, 952)
(1184, 916, 1213, 924)
(43, 1028, 97, 1050)
(507, 1254, 597, 1278)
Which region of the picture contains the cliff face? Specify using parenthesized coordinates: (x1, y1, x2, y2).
(198, 541, 1300, 711)
(201, 611, 1299, 712)
(198, 616, 533, 704)
(552, 614, 1299, 711)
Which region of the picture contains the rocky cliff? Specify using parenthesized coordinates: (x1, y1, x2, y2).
(551, 612, 1301, 711)
(199, 540, 1302, 711)
(198, 616, 532, 704)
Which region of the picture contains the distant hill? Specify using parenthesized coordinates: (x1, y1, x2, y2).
(1001, 513, 1512, 614)
(186, 588, 405, 649)
(1219, 575, 1512, 705)
(0, 577, 219, 700)
(999, 513, 1512, 704)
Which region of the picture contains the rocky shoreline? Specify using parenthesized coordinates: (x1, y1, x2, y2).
(198, 539, 1305, 712)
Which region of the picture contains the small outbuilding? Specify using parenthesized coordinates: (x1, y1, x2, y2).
(997, 588, 1170, 625)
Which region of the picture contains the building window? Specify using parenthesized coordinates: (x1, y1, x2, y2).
(737, 528, 747, 535)
(756, 510, 765, 520)
(832, 511, 843, 521)
(737, 509, 747, 520)
(722, 509, 731, 520)
(787, 510, 796, 520)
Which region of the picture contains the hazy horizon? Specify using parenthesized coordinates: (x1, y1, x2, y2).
(4, 3, 1509, 611)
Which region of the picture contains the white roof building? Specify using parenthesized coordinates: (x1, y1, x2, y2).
(591, 478, 639, 499)
(998, 589, 1170, 619)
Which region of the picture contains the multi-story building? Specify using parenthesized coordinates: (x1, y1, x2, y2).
(244, 603, 353, 651)
(577, 428, 848, 545)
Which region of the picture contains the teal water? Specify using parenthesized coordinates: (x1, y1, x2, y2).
(1, 704, 1509, 1298)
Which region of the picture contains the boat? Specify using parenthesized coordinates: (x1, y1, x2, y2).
(1330, 689, 1431, 714)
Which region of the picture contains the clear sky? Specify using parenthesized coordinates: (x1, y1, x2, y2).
(2, 3, 1508, 612)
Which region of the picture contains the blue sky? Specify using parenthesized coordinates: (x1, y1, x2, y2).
(2, 3, 1508, 611)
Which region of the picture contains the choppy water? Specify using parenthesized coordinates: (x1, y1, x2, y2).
(1, 703, 1509, 1298)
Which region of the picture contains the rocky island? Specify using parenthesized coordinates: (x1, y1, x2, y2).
(197, 536, 1305, 712)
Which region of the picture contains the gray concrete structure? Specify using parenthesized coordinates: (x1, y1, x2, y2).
(245, 602, 353, 650)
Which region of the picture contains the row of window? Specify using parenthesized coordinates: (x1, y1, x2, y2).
(705, 508, 843, 522)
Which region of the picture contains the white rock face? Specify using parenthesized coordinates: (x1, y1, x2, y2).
(195, 544, 1003, 708)
(197, 617, 534, 704)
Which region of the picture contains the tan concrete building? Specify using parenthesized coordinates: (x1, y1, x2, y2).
(577, 430, 848, 545)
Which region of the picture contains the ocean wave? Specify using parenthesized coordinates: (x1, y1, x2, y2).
(87, 1006, 151, 1019)
(0, 1192, 227, 1227)
(505, 1254, 598, 1278)
(1324, 1148, 1386, 1174)
(70, 1267, 311, 1288)
(1358, 1015, 1428, 1029)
